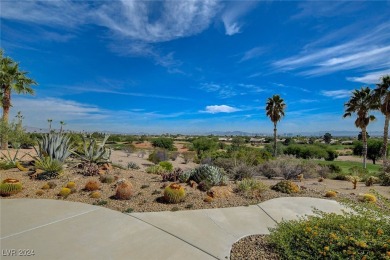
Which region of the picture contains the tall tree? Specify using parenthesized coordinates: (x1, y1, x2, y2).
(0, 49, 36, 149)
(373, 75, 390, 161)
(343, 87, 377, 169)
(266, 95, 286, 157)
(323, 133, 332, 144)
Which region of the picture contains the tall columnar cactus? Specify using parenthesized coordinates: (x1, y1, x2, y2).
(78, 134, 111, 163)
(35, 132, 72, 162)
(191, 165, 228, 186)
(0, 178, 22, 196)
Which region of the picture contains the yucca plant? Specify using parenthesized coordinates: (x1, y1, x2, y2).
(74, 134, 111, 163)
(34, 132, 72, 162)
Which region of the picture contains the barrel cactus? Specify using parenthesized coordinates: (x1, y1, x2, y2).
(191, 165, 227, 186)
(0, 178, 22, 196)
(115, 179, 133, 200)
(271, 180, 300, 194)
(164, 183, 186, 203)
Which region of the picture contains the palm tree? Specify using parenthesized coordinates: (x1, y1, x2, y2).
(373, 75, 390, 161)
(0, 49, 36, 149)
(60, 121, 66, 133)
(47, 119, 53, 131)
(266, 95, 286, 157)
(343, 86, 377, 169)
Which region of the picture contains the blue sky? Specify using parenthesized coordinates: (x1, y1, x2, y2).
(1, 0, 390, 134)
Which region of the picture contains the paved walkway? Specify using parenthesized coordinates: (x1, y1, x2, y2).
(0, 197, 346, 259)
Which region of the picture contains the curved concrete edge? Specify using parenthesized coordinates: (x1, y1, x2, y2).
(1, 197, 348, 260)
(257, 196, 348, 223)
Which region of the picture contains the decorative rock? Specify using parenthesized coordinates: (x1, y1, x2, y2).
(207, 186, 233, 199)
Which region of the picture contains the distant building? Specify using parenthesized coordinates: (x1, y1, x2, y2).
(341, 140, 354, 145)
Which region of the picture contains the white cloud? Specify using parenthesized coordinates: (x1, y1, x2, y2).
(239, 47, 265, 62)
(95, 0, 219, 43)
(273, 22, 390, 77)
(221, 1, 258, 36)
(321, 90, 352, 99)
(347, 70, 390, 84)
(292, 1, 363, 19)
(200, 83, 238, 99)
(202, 105, 241, 114)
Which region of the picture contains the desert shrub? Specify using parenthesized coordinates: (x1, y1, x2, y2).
(146, 165, 166, 175)
(379, 163, 390, 186)
(84, 180, 100, 191)
(198, 180, 213, 192)
(127, 161, 140, 170)
(269, 192, 390, 259)
(159, 161, 173, 172)
(162, 168, 183, 182)
(230, 164, 257, 180)
(271, 180, 300, 194)
(192, 137, 218, 156)
(169, 151, 179, 161)
(163, 183, 186, 203)
(151, 137, 174, 150)
(115, 179, 133, 200)
(259, 157, 305, 180)
(264, 142, 285, 156)
(148, 149, 169, 164)
(237, 178, 268, 197)
(231, 147, 272, 166)
(284, 144, 337, 161)
(182, 151, 196, 164)
(212, 158, 236, 174)
(323, 163, 342, 174)
(365, 176, 379, 186)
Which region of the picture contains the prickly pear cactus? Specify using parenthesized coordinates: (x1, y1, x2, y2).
(271, 180, 300, 194)
(192, 165, 227, 186)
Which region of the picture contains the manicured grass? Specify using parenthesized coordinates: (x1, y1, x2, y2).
(312, 159, 381, 174)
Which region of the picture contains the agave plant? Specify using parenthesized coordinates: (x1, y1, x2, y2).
(34, 132, 72, 162)
(75, 134, 111, 163)
(34, 157, 63, 180)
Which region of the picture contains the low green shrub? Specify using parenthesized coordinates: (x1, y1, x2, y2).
(159, 161, 173, 172)
(237, 178, 268, 197)
(145, 165, 166, 175)
(269, 192, 390, 259)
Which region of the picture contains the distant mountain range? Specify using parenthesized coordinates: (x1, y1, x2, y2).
(25, 126, 383, 137)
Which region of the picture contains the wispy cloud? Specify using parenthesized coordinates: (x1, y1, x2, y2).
(321, 89, 351, 99)
(200, 83, 238, 99)
(239, 47, 265, 62)
(292, 1, 364, 19)
(201, 105, 241, 114)
(221, 1, 258, 36)
(95, 0, 219, 43)
(13, 97, 189, 131)
(347, 69, 390, 84)
(238, 84, 266, 93)
(273, 22, 390, 77)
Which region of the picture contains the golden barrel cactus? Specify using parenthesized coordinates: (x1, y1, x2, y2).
(164, 183, 186, 203)
(115, 179, 133, 200)
(0, 178, 22, 196)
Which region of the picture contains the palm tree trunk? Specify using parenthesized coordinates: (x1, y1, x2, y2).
(382, 114, 389, 162)
(273, 122, 277, 157)
(1, 85, 11, 150)
(362, 127, 367, 169)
